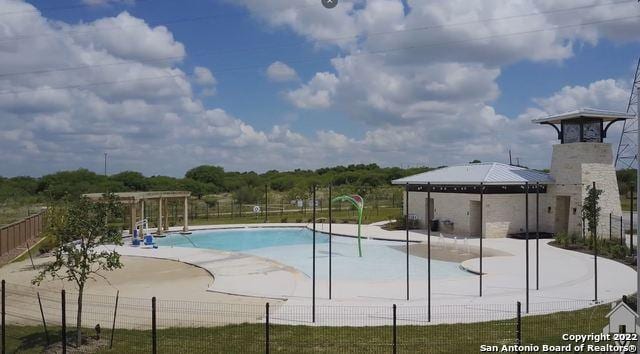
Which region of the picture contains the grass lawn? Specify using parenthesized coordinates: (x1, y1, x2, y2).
(4, 304, 611, 353)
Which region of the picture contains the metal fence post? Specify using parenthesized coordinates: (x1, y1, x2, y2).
(265, 302, 270, 354)
(152, 297, 157, 354)
(621, 215, 624, 246)
(609, 213, 612, 240)
(61, 289, 66, 354)
(37, 293, 49, 344)
(392, 304, 397, 354)
(312, 185, 316, 323)
(593, 181, 598, 303)
(525, 183, 529, 314)
(1, 280, 4, 354)
(405, 184, 410, 301)
(631, 189, 634, 256)
(110, 290, 119, 349)
(516, 301, 522, 352)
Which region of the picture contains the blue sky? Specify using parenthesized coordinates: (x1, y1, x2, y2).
(1, 0, 639, 176)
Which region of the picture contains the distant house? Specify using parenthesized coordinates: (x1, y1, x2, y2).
(392, 109, 632, 238)
(602, 301, 640, 335)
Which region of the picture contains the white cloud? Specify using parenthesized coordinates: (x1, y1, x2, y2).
(193, 66, 216, 85)
(193, 66, 217, 96)
(533, 79, 629, 114)
(1, 0, 638, 177)
(228, 0, 360, 48)
(82, 0, 135, 7)
(68, 12, 185, 64)
(266, 61, 298, 82)
(286, 72, 338, 109)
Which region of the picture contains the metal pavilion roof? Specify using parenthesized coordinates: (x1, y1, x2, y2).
(391, 162, 554, 186)
(531, 108, 634, 124)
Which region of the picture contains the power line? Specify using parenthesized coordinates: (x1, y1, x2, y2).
(1, 12, 638, 96)
(0, 0, 149, 17)
(1, 0, 636, 79)
(0, 2, 319, 42)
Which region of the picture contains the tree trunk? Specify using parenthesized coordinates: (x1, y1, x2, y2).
(76, 285, 84, 347)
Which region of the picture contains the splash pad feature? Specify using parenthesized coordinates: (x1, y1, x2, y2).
(332, 195, 364, 257)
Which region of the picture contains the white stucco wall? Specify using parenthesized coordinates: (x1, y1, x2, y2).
(403, 191, 554, 238)
(404, 192, 478, 235)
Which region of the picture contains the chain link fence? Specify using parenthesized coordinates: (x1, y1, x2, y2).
(0, 281, 622, 353)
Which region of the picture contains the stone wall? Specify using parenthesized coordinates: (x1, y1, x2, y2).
(484, 193, 554, 238)
(549, 143, 622, 238)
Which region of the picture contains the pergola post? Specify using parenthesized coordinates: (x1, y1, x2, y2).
(183, 197, 189, 232)
(164, 199, 169, 231)
(141, 200, 145, 222)
(130, 202, 137, 236)
(157, 197, 163, 235)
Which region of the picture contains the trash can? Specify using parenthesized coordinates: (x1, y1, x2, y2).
(431, 219, 439, 232)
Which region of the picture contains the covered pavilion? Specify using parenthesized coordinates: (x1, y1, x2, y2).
(84, 191, 191, 235)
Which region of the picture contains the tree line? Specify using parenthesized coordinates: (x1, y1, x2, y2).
(0, 164, 433, 204)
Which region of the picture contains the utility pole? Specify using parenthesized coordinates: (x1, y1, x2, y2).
(636, 83, 639, 322)
(104, 152, 108, 176)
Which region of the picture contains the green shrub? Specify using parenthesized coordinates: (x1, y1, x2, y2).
(295, 218, 302, 223)
(280, 217, 288, 223)
(554, 232, 568, 247)
(384, 213, 408, 230)
(569, 233, 581, 245)
(608, 244, 625, 259)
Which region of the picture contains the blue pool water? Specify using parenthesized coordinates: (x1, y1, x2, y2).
(156, 228, 469, 281)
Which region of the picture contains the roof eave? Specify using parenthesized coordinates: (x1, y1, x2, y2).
(532, 109, 635, 124)
(392, 180, 554, 186)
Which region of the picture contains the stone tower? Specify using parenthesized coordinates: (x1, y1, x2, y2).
(534, 109, 633, 237)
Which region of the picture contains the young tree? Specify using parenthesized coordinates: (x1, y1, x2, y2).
(33, 193, 123, 347)
(582, 184, 603, 246)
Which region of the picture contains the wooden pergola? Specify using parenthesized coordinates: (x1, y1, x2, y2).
(84, 191, 191, 235)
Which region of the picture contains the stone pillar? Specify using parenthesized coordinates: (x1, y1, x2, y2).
(549, 143, 623, 237)
(157, 197, 163, 235)
(183, 197, 189, 232)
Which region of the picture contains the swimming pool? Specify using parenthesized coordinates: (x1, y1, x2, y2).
(156, 228, 470, 282)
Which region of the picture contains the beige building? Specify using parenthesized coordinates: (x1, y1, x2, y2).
(393, 108, 633, 238)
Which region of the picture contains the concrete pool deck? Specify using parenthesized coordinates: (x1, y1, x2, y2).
(123, 223, 634, 300)
(102, 222, 636, 325)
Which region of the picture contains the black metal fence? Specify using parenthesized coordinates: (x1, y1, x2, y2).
(124, 188, 403, 228)
(0, 281, 621, 353)
(592, 212, 635, 255)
